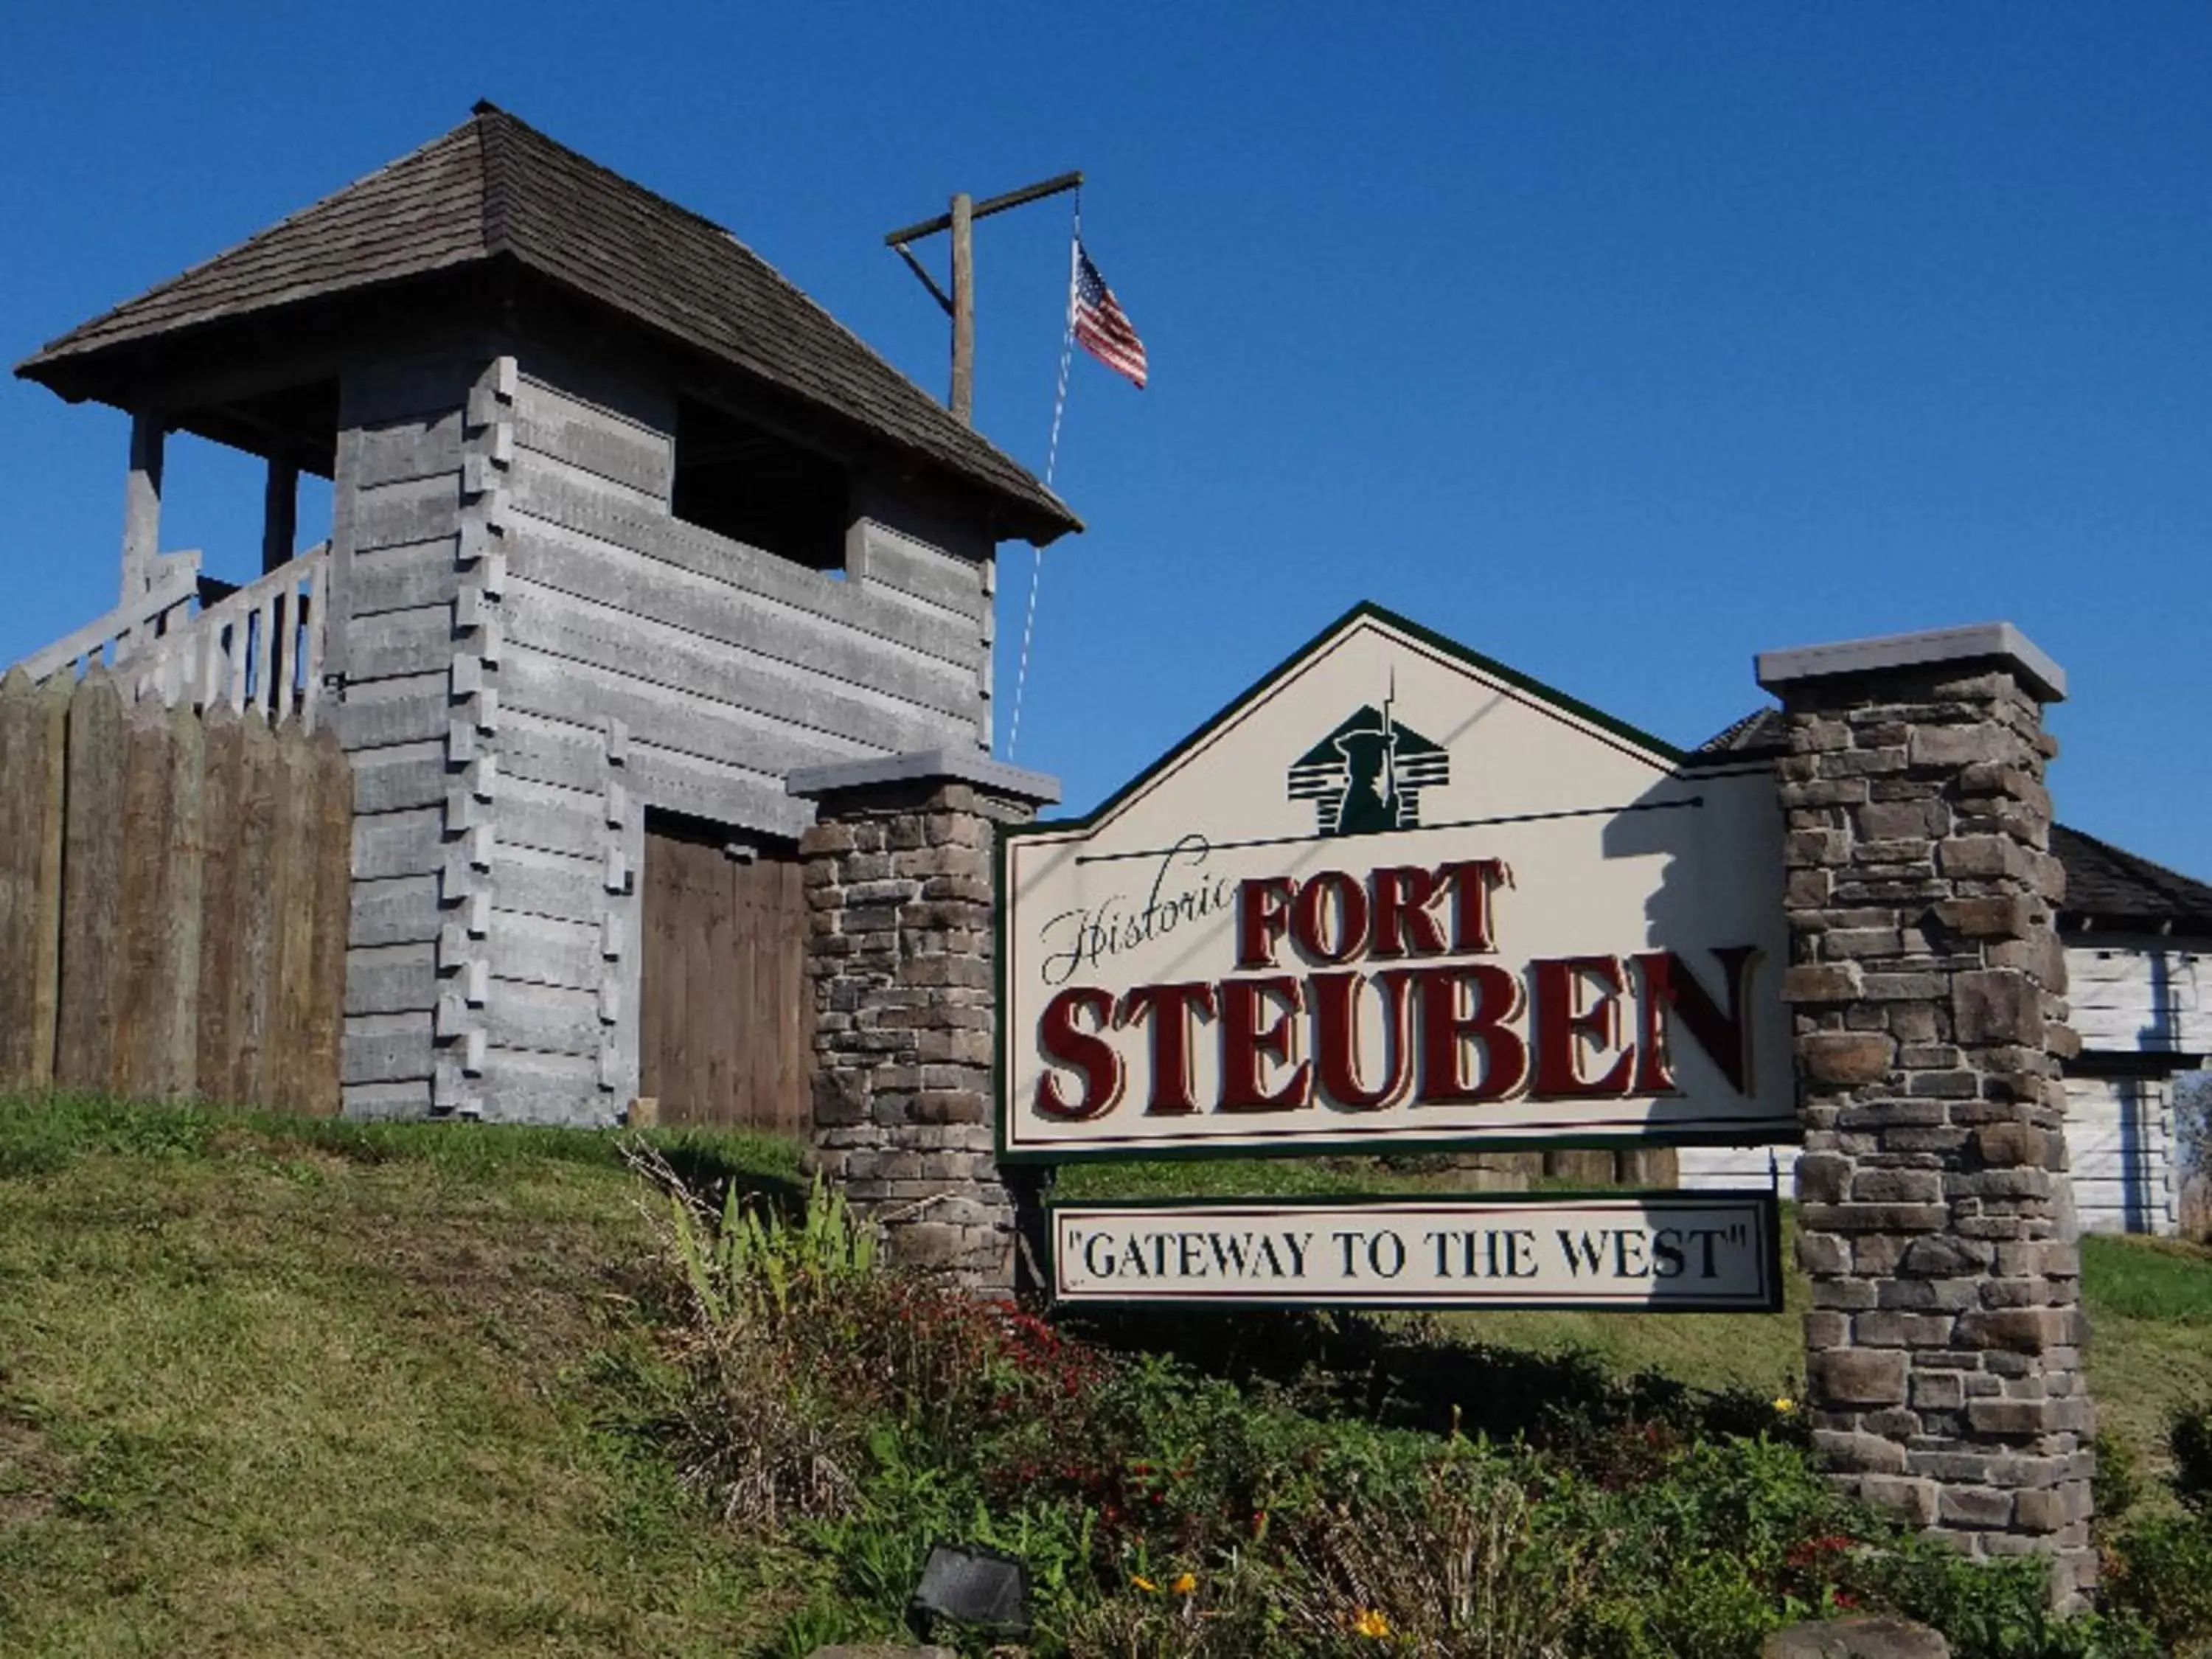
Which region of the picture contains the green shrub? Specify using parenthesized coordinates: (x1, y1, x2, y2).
(1850, 1539, 2156, 1659)
(1282, 1462, 1596, 1658)
(2091, 1400, 2212, 1659)
(2101, 1514, 2212, 1655)
(2172, 1397, 2212, 1514)
(2092, 1430, 2141, 1526)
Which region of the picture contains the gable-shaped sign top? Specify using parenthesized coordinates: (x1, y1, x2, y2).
(998, 605, 1794, 1161)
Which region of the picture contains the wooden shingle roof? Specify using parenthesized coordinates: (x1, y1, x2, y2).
(1696, 706, 1787, 757)
(2053, 825, 2212, 931)
(15, 103, 1079, 543)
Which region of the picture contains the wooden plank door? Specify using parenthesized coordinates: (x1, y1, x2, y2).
(639, 814, 813, 1133)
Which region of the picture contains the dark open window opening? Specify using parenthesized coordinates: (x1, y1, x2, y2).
(671, 396, 850, 572)
(159, 376, 341, 597)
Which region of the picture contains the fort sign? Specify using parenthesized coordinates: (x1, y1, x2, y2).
(998, 605, 1795, 1161)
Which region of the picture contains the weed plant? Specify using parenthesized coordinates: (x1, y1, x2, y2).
(624, 1159, 2185, 1659)
(2091, 1397, 2212, 1655)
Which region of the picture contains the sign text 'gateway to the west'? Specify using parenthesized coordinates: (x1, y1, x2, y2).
(1050, 1193, 1782, 1311)
(998, 605, 1795, 1161)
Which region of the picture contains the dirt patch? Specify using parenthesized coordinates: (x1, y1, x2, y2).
(2182, 1173, 2211, 1245)
(0, 1413, 62, 1528)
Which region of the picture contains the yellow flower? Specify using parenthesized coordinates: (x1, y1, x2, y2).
(1172, 1572, 1197, 1596)
(1132, 1575, 1158, 1593)
(1773, 1395, 1796, 1414)
(1353, 1608, 1392, 1639)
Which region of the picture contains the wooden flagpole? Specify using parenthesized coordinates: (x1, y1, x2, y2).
(886, 170, 1082, 425)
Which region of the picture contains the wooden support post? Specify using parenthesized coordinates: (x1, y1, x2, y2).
(114, 700, 174, 1099)
(950, 192, 975, 425)
(121, 414, 166, 601)
(232, 714, 285, 1106)
(263, 458, 299, 574)
(264, 728, 315, 1110)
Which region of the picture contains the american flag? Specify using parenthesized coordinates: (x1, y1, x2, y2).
(1072, 241, 1147, 389)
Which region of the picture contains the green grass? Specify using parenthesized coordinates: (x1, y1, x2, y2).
(1056, 1150, 1487, 1200)
(0, 1093, 805, 1659)
(2083, 1233, 2212, 1324)
(2081, 1233, 2212, 1500)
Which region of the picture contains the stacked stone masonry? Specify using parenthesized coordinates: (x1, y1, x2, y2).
(799, 776, 1037, 1287)
(1773, 655, 2093, 1604)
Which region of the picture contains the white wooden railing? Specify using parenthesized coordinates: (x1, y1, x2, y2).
(13, 544, 332, 728)
(18, 552, 204, 683)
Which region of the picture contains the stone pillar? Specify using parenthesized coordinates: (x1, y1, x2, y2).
(1759, 624, 2093, 1604)
(787, 749, 1060, 1289)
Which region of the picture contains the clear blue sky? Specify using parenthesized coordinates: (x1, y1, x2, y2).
(4, 4, 2206, 877)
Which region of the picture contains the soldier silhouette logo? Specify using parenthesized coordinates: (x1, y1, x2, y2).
(1287, 682, 1450, 837)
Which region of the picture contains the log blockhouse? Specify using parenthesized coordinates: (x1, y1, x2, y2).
(13, 103, 1079, 1128)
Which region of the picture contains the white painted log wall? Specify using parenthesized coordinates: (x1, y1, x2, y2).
(2062, 1074, 2180, 1235)
(456, 355, 998, 1127)
(2066, 938, 2212, 1054)
(1677, 1144, 1793, 1192)
(413, 361, 633, 1125)
(2052, 937, 2195, 1236)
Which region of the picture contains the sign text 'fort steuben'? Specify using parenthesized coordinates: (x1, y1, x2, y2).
(997, 605, 1797, 1161)
(1050, 1193, 1782, 1311)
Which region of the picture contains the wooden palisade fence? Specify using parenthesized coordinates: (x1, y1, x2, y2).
(0, 667, 351, 1112)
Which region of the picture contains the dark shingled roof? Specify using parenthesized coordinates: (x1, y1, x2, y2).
(1697, 709, 2212, 930)
(2052, 825, 2212, 930)
(15, 103, 1079, 544)
(1697, 706, 1787, 758)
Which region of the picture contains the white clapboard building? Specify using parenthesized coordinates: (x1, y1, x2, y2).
(1683, 712, 2211, 1234)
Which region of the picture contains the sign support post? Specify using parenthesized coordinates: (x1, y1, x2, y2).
(1762, 623, 2094, 1607)
(789, 749, 1062, 1289)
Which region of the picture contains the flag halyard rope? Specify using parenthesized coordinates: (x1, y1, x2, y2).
(1006, 194, 1081, 762)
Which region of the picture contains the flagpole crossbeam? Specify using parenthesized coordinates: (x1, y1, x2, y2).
(883, 170, 1084, 248)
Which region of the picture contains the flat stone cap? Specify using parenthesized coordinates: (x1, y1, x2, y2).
(786, 747, 1062, 806)
(1756, 622, 2065, 703)
(1761, 1616, 1949, 1659)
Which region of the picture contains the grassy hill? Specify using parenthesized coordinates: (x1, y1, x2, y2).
(1, 1097, 2207, 1657)
(0, 1097, 801, 1658)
